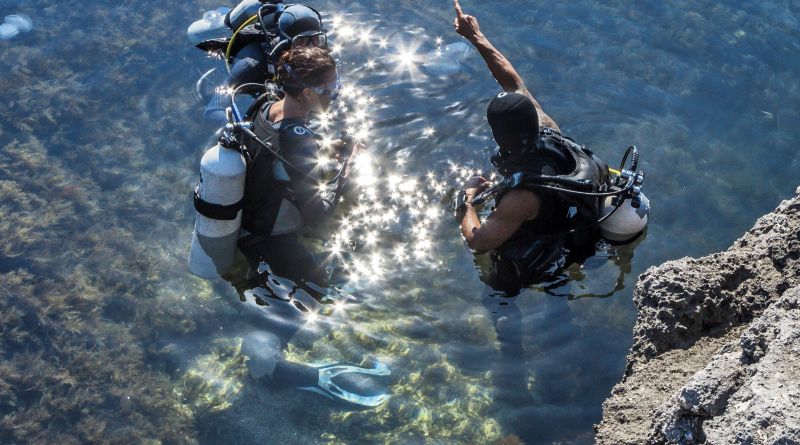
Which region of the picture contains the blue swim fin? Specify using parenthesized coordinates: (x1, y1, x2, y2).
(299, 362, 391, 407)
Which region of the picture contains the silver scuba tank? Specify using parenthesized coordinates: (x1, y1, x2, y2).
(599, 192, 649, 243)
(187, 7, 232, 45)
(188, 143, 248, 279)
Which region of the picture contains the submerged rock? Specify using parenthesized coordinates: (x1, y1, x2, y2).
(596, 187, 800, 444)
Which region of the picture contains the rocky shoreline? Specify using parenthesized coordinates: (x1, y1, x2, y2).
(596, 187, 800, 444)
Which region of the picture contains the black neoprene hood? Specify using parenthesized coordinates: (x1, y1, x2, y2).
(279, 5, 323, 39)
(486, 92, 540, 153)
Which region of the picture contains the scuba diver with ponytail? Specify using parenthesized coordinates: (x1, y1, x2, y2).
(189, 45, 386, 407)
(236, 45, 361, 286)
(234, 46, 386, 407)
(189, 0, 329, 123)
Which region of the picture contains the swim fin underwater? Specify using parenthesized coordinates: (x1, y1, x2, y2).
(238, 276, 391, 408)
(274, 361, 391, 407)
(241, 329, 391, 408)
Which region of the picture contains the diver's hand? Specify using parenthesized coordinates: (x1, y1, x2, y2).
(341, 143, 366, 179)
(453, 0, 482, 42)
(331, 139, 349, 161)
(464, 175, 489, 197)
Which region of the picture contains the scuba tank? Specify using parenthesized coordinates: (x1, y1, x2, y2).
(599, 147, 649, 243)
(227, 0, 284, 32)
(471, 141, 650, 245)
(187, 1, 284, 46)
(227, 0, 264, 30)
(188, 143, 247, 279)
(600, 190, 649, 243)
(187, 7, 232, 45)
(189, 110, 248, 279)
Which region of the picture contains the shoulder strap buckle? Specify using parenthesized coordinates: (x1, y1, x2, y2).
(510, 172, 525, 189)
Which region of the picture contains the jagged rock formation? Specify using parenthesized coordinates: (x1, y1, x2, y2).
(596, 187, 800, 444)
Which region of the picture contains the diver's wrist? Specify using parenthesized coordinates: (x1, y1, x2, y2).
(468, 32, 487, 46)
(454, 189, 475, 212)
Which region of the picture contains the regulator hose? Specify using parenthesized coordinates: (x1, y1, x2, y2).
(225, 14, 259, 73)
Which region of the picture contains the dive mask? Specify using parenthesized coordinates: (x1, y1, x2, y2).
(292, 31, 327, 49)
(311, 73, 341, 100)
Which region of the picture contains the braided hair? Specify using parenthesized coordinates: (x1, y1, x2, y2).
(277, 46, 336, 98)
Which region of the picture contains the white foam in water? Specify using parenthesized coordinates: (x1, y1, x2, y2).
(422, 41, 474, 76)
(4, 14, 32, 33)
(0, 23, 19, 40)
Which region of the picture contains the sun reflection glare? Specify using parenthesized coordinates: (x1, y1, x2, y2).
(300, 15, 492, 288)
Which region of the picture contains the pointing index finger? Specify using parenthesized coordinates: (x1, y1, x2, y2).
(454, 0, 464, 17)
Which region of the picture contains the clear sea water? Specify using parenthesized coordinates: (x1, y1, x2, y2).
(0, 0, 798, 444)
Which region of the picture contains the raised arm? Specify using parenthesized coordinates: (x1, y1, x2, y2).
(453, 0, 559, 130)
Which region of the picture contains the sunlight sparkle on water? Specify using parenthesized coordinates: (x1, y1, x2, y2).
(333, 300, 347, 315)
(308, 26, 494, 287)
(339, 25, 355, 40)
(390, 40, 424, 78)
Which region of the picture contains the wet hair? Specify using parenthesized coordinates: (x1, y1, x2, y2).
(277, 46, 336, 97)
(486, 92, 539, 155)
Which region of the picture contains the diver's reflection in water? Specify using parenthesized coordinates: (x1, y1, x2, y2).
(481, 288, 530, 404)
(476, 237, 640, 404)
(534, 236, 642, 300)
(221, 254, 391, 408)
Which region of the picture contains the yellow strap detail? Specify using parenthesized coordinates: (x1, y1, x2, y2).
(225, 14, 259, 73)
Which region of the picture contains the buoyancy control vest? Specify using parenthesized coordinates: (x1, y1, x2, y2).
(482, 128, 612, 288)
(240, 98, 346, 239)
(496, 127, 611, 247)
(241, 102, 307, 237)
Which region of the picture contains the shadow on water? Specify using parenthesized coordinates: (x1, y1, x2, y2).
(0, 0, 798, 444)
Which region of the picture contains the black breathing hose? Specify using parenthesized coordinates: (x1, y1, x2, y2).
(618, 145, 638, 172)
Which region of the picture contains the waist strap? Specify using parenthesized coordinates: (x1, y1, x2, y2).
(194, 182, 244, 221)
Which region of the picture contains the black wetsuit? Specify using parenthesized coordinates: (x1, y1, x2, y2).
(485, 128, 594, 295)
(238, 102, 341, 285)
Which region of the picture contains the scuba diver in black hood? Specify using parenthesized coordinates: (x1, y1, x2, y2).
(450, 0, 648, 404)
(452, 0, 648, 295)
(189, 1, 329, 123)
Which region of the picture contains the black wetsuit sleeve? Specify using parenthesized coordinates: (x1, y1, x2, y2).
(281, 128, 338, 227)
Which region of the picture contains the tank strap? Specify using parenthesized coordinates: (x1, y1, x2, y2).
(194, 182, 244, 220)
